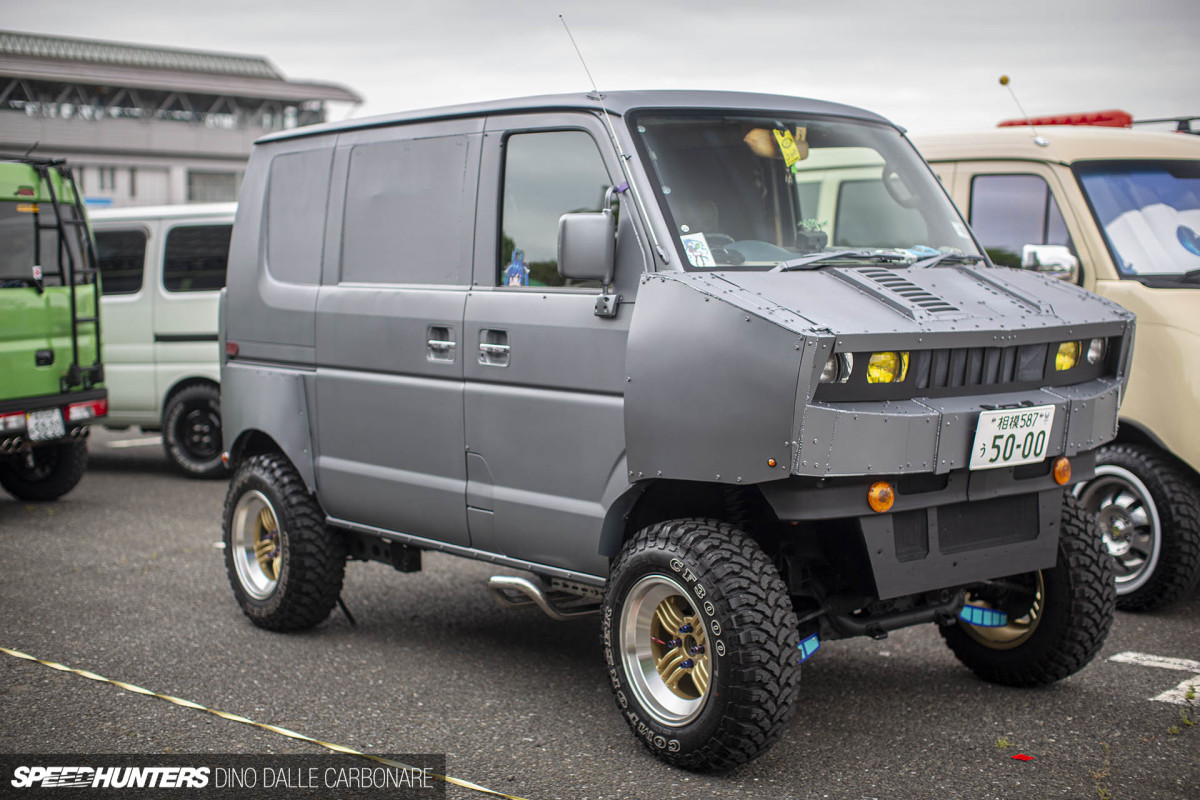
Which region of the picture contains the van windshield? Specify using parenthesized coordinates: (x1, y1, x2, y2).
(632, 113, 979, 269)
(1075, 160, 1200, 279)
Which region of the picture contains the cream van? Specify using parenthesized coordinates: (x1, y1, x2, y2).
(91, 203, 234, 477)
(916, 125, 1200, 610)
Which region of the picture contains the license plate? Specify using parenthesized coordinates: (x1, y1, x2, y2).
(969, 405, 1056, 470)
(26, 408, 66, 442)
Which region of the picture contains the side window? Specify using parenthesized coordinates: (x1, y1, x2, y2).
(95, 228, 146, 295)
(500, 130, 610, 288)
(969, 174, 1073, 267)
(162, 225, 232, 293)
(341, 135, 474, 285)
(267, 149, 331, 285)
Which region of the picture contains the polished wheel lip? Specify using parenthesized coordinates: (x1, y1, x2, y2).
(230, 489, 281, 600)
(962, 571, 1045, 650)
(1074, 464, 1162, 594)
(619, 574, 712, 727)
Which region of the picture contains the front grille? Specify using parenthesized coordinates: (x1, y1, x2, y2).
(911, 344, 1048, 390)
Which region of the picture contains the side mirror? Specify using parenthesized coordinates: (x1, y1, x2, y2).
(1021, 244, 1078, 282)
(557, 210, 615, 285)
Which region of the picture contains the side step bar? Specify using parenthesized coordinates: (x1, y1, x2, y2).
(488, 576, 602, 621)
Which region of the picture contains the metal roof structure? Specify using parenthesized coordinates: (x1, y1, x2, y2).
(0, 29, 360, 103)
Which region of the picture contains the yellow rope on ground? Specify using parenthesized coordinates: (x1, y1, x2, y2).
(1, 646, 531, 800)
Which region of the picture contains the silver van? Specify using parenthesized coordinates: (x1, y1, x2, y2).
(220, 91, 1133, 770)
(91, 203, 233, 477)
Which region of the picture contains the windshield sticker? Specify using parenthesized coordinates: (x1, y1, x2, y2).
(681, 233, 716, 267)
(502, 249, 529, 286)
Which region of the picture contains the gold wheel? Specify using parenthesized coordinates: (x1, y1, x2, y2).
(962, 572, 1045, 650)
(231, 489, 282, 600)
(619, 574, 713, 726)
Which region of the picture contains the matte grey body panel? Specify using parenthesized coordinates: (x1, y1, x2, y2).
(223, 136, 334, 365)
(625, 274, 801, 485)
(313, 287, 469, 544)
(221, 361, 317, 489)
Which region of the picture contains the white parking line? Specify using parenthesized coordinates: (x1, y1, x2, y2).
(1109, 651, 1200, 705)
(105, 436, 163, 449)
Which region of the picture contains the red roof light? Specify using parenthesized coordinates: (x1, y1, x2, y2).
(999, 110, 1133, 129)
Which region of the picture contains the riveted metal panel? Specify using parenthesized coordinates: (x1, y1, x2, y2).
(625, 275, 800, 484)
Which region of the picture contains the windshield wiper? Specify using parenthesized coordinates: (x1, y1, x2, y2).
(909, 253, 987, 269)
(1178, 268, 1200, 285)
(772, 250, 910, 272)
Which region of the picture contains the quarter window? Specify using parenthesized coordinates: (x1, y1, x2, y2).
(162, 225, 231, 292)
(499, 131, 610, 288)
(95, 229, 147, 294)
(969, 174, 1073, 267)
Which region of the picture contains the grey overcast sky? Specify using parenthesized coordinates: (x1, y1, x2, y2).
(4, 0, 1197, 134)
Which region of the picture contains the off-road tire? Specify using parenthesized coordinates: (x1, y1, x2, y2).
(941, 494, 1115, 687)
(223, 452, 346, 631)
(163, 383, 226, 478)
(603, 518, 801, 771)
(0, 440, 88, 501)
(1077, 444, 1200, 611)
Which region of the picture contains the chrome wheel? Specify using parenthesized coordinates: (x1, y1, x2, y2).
(1074, 464, 1162, 595)
(230, 489, 282, 600)
(962, 572, 1045, 650)
(619, 574, 712, 727)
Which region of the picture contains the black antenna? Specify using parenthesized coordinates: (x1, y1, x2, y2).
(999, 75, 1048, 147)
(559, 14, 667, 263)
(23, 141, 40, 159)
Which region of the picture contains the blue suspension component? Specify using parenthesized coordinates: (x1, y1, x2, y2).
(796, 633, 821, 664)
(959, 604, 1009, 627)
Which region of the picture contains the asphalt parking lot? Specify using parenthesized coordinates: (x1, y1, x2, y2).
(1, 427, 1197, 800)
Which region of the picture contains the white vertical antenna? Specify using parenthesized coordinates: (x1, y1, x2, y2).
(559, 14, 667, 262)
(999, 75, 1049, 147)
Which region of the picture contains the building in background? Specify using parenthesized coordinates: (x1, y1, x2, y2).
(0, 30, 361, 207)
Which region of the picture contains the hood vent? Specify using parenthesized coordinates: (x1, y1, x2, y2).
(852, 267, 959, 314)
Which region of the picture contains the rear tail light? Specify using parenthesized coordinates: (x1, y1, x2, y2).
(0, 411, 25, 431)
(67, 398, 108, 422)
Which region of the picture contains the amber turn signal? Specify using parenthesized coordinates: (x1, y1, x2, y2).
(1053, 457, 1072, 486)
(868, 481, 895, 513)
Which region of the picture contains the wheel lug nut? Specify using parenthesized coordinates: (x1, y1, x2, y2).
(678, 624, 693, 634)
(681, 659, 695, 669)
(689, 645, 705, 656)
(667, 638, 682, 648)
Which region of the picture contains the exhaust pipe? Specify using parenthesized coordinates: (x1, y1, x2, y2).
(488, 575, 600, 621)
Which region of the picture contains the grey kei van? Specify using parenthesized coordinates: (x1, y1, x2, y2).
(220, 91, 1134, 770)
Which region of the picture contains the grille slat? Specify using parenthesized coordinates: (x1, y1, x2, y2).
(903, 344, 1049, 391)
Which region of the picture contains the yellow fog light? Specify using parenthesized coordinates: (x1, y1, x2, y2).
(1055, 341, 1081, 371)
(866, 351, 909, 384)
(1053, 457, 1072, 486)
(868, 481, 896, 513)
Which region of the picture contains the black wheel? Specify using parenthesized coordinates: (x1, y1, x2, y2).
(602, 518, 800, 771)
(163, 383, 226, 478)
(0, 440, 88, 501)
(222, 452, 346, 631)
(940, 494, 1115, 687)
(1074, 443, 1200, 611)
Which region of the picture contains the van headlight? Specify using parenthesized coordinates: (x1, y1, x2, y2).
(1056, 341, 1081, 371)
(1086, 338, 1106, 365)
(820, 353, 853, 384)
(866, 351, 909, 384)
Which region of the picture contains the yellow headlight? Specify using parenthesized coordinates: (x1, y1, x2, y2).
(866, 351, 909, 384)
(1056, 341, 1081, 371)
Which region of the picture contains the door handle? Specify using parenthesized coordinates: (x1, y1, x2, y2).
(426, 326, 456, 363)
(427, 339, 456, 351)
(478, 329, 510, 367)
